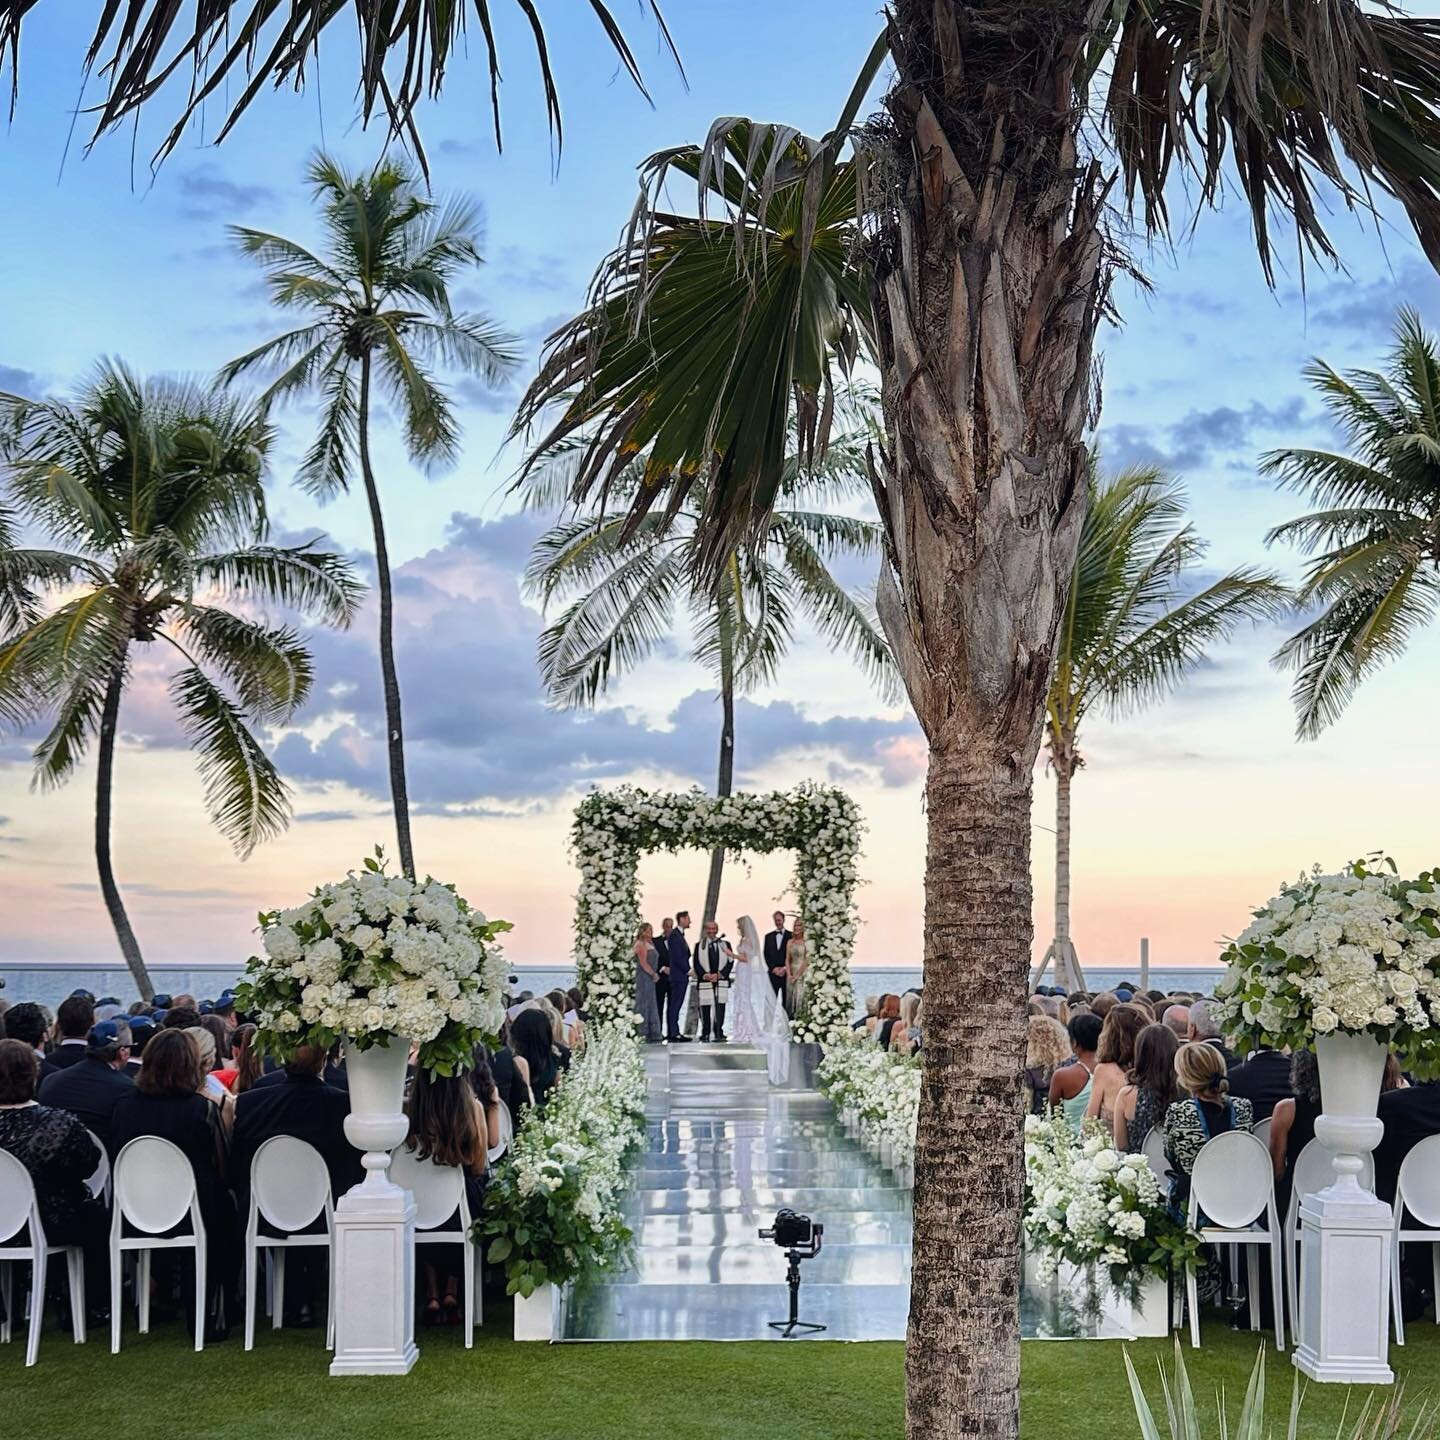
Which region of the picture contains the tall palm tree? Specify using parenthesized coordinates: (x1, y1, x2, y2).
(222, 152, 519, 879)
(1265, 306, 1440, 738)
(1037, 465, 1287, 991)
(522, 421, 895, 923)
(0, 363, 361, 999)
(509, 12, 1440, 1437)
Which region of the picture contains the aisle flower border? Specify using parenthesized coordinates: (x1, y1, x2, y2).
(570, 783, 861, 1043)
(476, 1029, 647, 1297)
(817, 1036, 919, 1162)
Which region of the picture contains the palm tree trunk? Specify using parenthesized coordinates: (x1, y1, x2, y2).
(1052, 742, 1079, 990)
(96, 654, 153, 1000)
(701, 661, 736, 925)
(871, 12, 1112, 1436)
(358, 351, 416, 879)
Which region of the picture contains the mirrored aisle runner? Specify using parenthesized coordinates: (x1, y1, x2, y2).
(560, 1045, 1138, 1342)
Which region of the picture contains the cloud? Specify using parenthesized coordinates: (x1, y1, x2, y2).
(1100, 396, 1311, 476)
(172, 166, 277, 222)
(0, 364, 42, 396)
(1297, 260, 1440, 343)
(57, 882, 238, 901)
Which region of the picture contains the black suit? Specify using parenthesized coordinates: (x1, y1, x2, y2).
(763, 929, 791, 998)
(1375, 1082, 1440, 1207)
(664, 928, 692, 1040)
(1226, 1049, 1292, 1123)
(231, 1073, 362, 1203)
(38, 1054, 135, 1155)
(47, 1042, 89, 1071)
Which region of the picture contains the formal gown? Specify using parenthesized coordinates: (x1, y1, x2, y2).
(635, 942, 664, 1042)
(728, 937, 762, 1044)
(785, 939, 810, 1022)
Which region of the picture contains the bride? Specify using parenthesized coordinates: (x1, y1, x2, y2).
(727, 914, 765, 1045)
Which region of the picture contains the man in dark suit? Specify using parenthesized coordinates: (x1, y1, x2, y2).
(4, 1002, 57, 1080)
(38, 1019, 134, 1154)
(763, 910, 792, 1012)
(665, 910, 693, 1043)
(233, 1044, 362, 1199)
(1226, 1047, 1293, 1123)
(654, 917, 675, 1039)
(1374, 1080, 1440, 1206)
(47, 994, 96, 1071)
(1187, 1000, 1238, 1070)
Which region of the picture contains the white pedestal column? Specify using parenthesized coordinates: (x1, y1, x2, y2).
(1293, 1105, 1394, 1386)
(329, 1183, 420, 1376)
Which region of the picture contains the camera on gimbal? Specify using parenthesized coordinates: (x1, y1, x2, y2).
(760, 1208, 823, 1250)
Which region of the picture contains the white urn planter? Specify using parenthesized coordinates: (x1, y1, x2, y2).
(1294, 1031, 1394, 1386)
(1126, 1271, 1171, 1339)
(513, 1283, 558, 1342)
(330, 1036, 420, 1377)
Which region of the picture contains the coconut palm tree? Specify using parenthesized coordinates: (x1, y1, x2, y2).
(522, 418, 894, 923)
(222, 152, 519, 880)
(509, 13, 1440, 1437)
(0, 362, 361, 999)
(0, 3, 679, 169)
(1264, 306, 1440, 739)
(1037, 465, 1288, 991)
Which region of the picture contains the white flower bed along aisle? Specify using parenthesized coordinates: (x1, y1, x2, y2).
(477, 1029, 647, 1338)
(818, 1038, 919, 1184)
(571, 783, 862, 1043)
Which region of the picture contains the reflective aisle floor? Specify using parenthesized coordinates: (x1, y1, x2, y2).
(560, 1045, 1141, 1342)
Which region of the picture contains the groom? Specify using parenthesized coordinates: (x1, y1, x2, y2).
(664, 910, 693, 1043)
(764, 910, 792, 1015)
(692, 920, 734, 1042)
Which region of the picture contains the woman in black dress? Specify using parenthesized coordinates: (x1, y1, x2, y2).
(109, 1029, 239, 1338)
(509, 1008, 560, 1117)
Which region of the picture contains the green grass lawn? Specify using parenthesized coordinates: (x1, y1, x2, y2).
(5, 1310, 1439, 1438)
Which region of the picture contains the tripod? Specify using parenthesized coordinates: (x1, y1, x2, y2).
(767, 1242, 827, 1338)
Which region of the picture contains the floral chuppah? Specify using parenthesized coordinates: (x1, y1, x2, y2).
(571, 783, 862, 1043)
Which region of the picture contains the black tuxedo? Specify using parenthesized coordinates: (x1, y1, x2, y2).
(47, 1042, 89, 1071)
(763, 928, 791, 996)
(1226, 1049, 1292, 1123)
(37, 1054, 135, 1155)
(664, 927, 692, 1040)
(231, 1072, 362, 1203)
(1375, 1082, 1440, 1206)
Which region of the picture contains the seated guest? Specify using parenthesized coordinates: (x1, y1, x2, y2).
(1228, 1039, 1293, 1123)
(1159, 1003, 1190, 1039)
(867, 994, 900, 1041)
(1024, 1015, 1072, 1114)
(538, 998, 573, 1072)
(854, 995, 879, 1032)
(1373, 1070, 1440, 1207)
(38, 1019, 134, 1155)
(231, 1043, 361, 1200)
(1268, 1049, 1322, 1217)
(1162, 1041, 1253, 1208)
(110, 1029, 238, 1339)
(214, 1024, 261, 1095)
(124, 1015, 155, 1076)
(1186, 999, 1237, 1069)
(889, 992, 921, 1053)
(1049, 1013, 1103, 1128)
(48, 994, 96, 1071)
(1090, 991, 1119, 1021)
(170, 993, 198, 1012)
(485, 1034, 528, 1121)
(1085, 1003, 1149, 1135)
(199, 1015, 231, 1067)
(185, 1026, 230, 1110)
(0, 1038, 108, 1306)
(4, 1003, 56, 1079)
(162, 1006, 202, 1032)
(509, 1008, 560, 1114)
(469, 1053, 503, 1152)
(404, 1070, 488, 1325)
(1113, 1023, 1179, 1151)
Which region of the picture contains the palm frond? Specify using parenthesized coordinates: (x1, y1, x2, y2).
(32, 662, 115, 790)
(524, 510, 671, 604)
(0, 586, 126, 731)
(294, 360, 359, 501)
(192, 542, 363, 628)
(404, 315, 521, 387)
(174, 605, 314, 724)
(0, 547, 106, 641)
(169, 663, 291, 857)
(374, 325, 460, 468)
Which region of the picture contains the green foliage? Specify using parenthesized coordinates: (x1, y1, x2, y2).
(0, 362, 358, 854)
(1265, 307, 1440, 738)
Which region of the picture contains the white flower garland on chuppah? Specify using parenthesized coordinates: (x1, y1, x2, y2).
(570, 783, 862, 1043)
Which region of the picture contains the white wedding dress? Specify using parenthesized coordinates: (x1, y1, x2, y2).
(728, 931, 763, 1044)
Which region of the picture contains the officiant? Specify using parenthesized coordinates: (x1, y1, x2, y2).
(692, 920, 735, 1042)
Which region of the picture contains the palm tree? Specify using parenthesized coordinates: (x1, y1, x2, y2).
(222, 152, 519, 880)
(1264, 307, 1440, 739)
(522, 419, 894, 923)
(0, 3, 680, 169)
(508, 13, 1440, 1437)
(0, 363, 361, 999)
(1037, 465, 1287, 991)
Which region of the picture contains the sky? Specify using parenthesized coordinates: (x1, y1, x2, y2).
(2, 4, 1438, 981)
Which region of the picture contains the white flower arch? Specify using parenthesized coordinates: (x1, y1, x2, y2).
(571, 783, 862, 1043)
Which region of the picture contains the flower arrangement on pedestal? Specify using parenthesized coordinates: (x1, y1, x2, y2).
(1211, 857, 1440, 1071)
(477, 1028, 647, 1297)
(1022, 1113, 1199, 1290)
(570, 782, 862, 1043)
(235, 849, 512, 1074)
(816, 1036, 920, 1161)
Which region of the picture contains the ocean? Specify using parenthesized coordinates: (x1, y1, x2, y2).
(1, 960, 1226, 1019)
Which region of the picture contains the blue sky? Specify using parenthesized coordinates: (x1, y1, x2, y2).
(2, 4, 1439, 978)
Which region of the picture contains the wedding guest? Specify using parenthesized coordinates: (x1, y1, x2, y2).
(171, 993, 198, 1013)
(199, 1014, 231, 1064)
(854, 995, 879, 1032)
(38, 1019, 134, 1156)
(214, 1024, 262, 1095)
(5, 1003, 56, 1079)
(634, 923, 664, 1043)
(1113, 1023, 1179, 1151)
(867, 994, 899, 1041)
(162, 1006, 203, 1033)
(124, 1015, 155, 1075)
(1159, 1003, 1190, 1039)
(1227, 1040, 1293, 1123)
(486, 1032, 529, 1120)
(110, 1029, 238, 1340)
(665, 910, 693, 1043)
(1090, 991, 1119, 1021)
(1186, 1000, 1237, 1068)
(48, 995, 96, 1071)
(1024, 1015, 1072, 1114)
(185, 1027, 231, 1111)
(1268, 1049, 1322, 1214)
(764, 911, 792, 1013)
(509, 1008, 560, 1114)
(405, 1070, 488, 1326)
(468, 1053, 503, 1153)
(1162, 1041, 1253, 1208)
(889, 993, 921, 1053)
(785, 919, 810, 1022)
(1049, 1013, 1102, 1128)
(1085, 1003, 1148, 1134)
(655, 917, 675, 1032)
